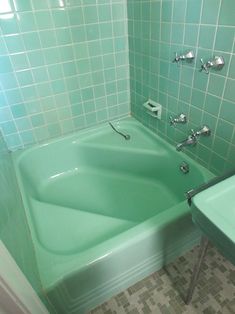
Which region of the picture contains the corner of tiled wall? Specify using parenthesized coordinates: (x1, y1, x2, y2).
(0, 0, 130, 150)
(128, 0, 235, 175)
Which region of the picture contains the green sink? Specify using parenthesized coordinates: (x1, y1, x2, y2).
(192, 175, 235, 265)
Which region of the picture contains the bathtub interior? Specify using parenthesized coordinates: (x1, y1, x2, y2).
(15, 118, 214, 258)
(13, 117, 215, 311)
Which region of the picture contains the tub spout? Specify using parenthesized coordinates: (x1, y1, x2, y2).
(176, 126, 211, 151)
(176, 135, 197, 151)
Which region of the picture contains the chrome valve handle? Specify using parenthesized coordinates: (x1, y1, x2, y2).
(191, 126, 211, 137)
(173, 51, 195, 64)
(200, 58, 209, 74)
(173, 52, 180, 63)
(190, 129, 197, 139)
(170, 113, 187, 126)
(200, 56, 225, 74)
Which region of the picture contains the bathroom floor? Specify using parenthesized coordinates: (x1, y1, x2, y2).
(89, 243, 235, 314)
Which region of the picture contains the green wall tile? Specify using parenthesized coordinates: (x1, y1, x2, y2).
(68, 7, 84, 26)
(10, 53, 29, 71)
(171, 24, 184, 44)
(189, 106, 203, 124)
(5, 89, 22, 105)
(199, 25, 216, 49)
(1, 121, 17, 134)
(214, 27, 235, 52)
(219, 0, 235, 26)
(179, 85, 191, 102)
(228, 55, 235, 79)
(220, 99, 235, 124)
(35, 11, 53, 29)
(27, 51, 45, 67)
(4, 34, 24, 53)
(224, 79, 235, 102)
(161, 23, 171, 42)
(0, 73, 18, 89)
(11, 103, 26, 118)
(14, 0, 32, 12)
(207, 74, 225, 97)
(39, 30, 57, 48)
(201, 0, 221, 25)
(191, 89, 205, 109)
(22, 32, 41, 50)
(216, 119, 234, 142)
(52, 9, 69, 27)
(32, 67, 49, 83)
(0, 56, 13, 73)
(16, 70, 34, 87)
(18, 12, 37, 32)
(204, 94, 221, 116)
(84, 6, 98, 24)
(0, 107, 12, 122)
(150, 2, 161, 22)
(227, 145, 235, 163)
(186, 0, 202, 23)
(210, 153, 226, 173)
(173, 0, 186, 23)
(0, 0, 234, 177)
(213, 136, 230, 157)
(162, 1, 172, 22)
(0, 15, 19, 35)
(193, 69, 209, 91)
(20, 130, 35, 144)
(184, 24, 199, 47)
(129, 0, 235, 174)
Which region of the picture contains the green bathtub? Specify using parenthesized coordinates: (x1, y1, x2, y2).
(13, 117, 214, 313)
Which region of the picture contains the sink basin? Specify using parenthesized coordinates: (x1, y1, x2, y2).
(192, 175, 235, 265)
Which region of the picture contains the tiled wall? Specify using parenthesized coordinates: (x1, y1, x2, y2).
(0, 0, 130, 150)
(128, 0, 235, 174)
(0, 130, 46, 301)
(1, 0, 234, 173)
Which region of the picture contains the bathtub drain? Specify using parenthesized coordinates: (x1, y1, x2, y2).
(180, 161, 189, 174)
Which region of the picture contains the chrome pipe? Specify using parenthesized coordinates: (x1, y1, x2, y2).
(109, 122, 130, 140)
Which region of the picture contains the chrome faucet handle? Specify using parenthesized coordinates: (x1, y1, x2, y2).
(191, 126, 211, 137)
(170, 115, 178, 125)
(196, 125, 211, 136)
(170, 113, 187, 126)
(200, 58, 209, 74)
(200, 56, 225, 74)
(184, 50, 195, 61)
(173, 51, 195, 64)
(173, 52, 180, 63)
(169, 116, 175, 125)
(190, 129, 197, 138)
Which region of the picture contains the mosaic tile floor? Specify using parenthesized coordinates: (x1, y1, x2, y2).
(89, 244, 235, 314)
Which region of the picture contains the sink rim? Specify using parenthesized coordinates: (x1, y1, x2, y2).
(192, 175, 235, 245)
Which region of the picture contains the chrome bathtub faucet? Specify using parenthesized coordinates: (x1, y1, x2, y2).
(176, 126, 211, 151)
